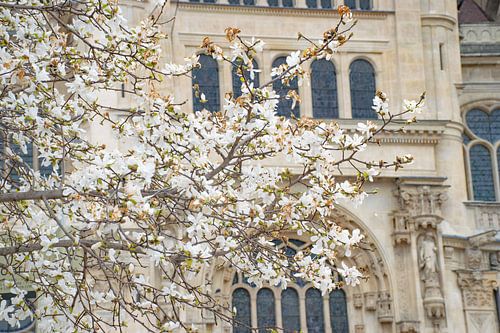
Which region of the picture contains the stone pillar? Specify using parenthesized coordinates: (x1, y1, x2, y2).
(392, 177, 450, 333)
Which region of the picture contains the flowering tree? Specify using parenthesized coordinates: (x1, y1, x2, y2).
(0, 1, 424, 332)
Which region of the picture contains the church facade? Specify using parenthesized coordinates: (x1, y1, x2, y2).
(108, 1, 500, 333)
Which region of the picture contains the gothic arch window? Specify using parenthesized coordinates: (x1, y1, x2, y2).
(311, 59, 338, 119)
(330, 289, 349, 333)
(272, 57, 300, 118)
(232, 288, 251, 333)
(306, 288, 325, 332)
(349, 59, 377, 119)
(232, 59, 260, 98)
(463, 108, 500, 201)
(345, 0, 372, 10)
(256, 288, 275, 332)
(231, 239, 349, 332)
(192, 54, 220, 112)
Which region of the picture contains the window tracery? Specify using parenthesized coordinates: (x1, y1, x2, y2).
(463, 108, 500, 201)
(311, 59, 339, 119)
(349, 59, 377, 119)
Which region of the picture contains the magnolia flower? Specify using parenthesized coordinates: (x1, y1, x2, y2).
(338, 262, 363, 286)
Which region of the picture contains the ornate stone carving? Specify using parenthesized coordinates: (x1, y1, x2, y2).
(489, 252, 499, 270)
(353, 292, 363, 309)
(377, 291, 393, 323)
(418, 232, 445, 319)
(396, 321, 420, 333)
(364, 292, 377, 311)
(457, 271, 497, 309)
(392, 212, 412, 245)
(355, 324, 365, 333)
(466, 247, 483, 271)
(397, 184, 447, 218)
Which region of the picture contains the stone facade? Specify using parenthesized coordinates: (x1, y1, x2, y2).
(96, 1, 500, 332)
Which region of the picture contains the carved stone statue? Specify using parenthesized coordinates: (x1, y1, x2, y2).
(419, 232, 438, 283)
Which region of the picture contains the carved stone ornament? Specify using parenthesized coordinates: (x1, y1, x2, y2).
(457, 271, 498, 309)
(353, 292, 363, 309)
(355, 324, 365, 333)
(364, 292, 377, 311)
(396, 181, 448, 218)
(418, 232, 445, 319)
(377, 291, 393, 323)
(466, 248, 483, 271)
(396, 320, 420, 333)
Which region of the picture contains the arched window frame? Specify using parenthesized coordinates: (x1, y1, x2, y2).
(349, 57, 377, 119)
(271, 55, 301, 119)
(230, 239, 349, 332)
(192, 54, 221, 113)
(462, 106, 500, 202)
(310, 59, 339, 119)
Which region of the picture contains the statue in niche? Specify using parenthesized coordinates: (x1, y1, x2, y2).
(419, 232, 439, 284)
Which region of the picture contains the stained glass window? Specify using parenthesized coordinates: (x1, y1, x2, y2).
(469, 144, 496, 201)
(464, 108, 500, 201)
(257, 288, 276, 333)
(192, 55, 220, 113)
(350, 59, 376, 119)
(281, 288, 300, 333)
(311, 59, 338, 119)
(306, 288, 325, 333)
(329, 289, 349, 333)
(232, 59, 260, 98)
(272, 57, 300, 118)
(306, 0, 317, 8)
(268, 0, 279, 6)
(232, 288, 252, 333)
(282, 0, 294, 7)
(345, 0, 372, 9)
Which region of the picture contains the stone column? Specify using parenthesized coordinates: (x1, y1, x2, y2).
(392, 177, 450, 333)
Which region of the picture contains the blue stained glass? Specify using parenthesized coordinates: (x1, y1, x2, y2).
(232, 288, 252, 333)
(192, 55, 220, 113)
(469, 144, 495, 201)
(232, 59, 260, 98)
(462, 132, 472, 145)
(466, 109, 500, 143)
(268, 0, 279, 6)
(9, 141, 34, 184)
(289, 239, 306, 248)
(306, 0, 317, 8)
(281, 288, 300, 333)
(360, 0, 372, 10)
(282, 0, 294, 7)
(0, 291, 35, 332)
(257, 288, 276, 332)
(344, 0, 356, 8)
(229, 0, 240, 4)
(320, 0, 332, 8)
(284, 246, 296, 257)
(306, 288, 325, 333)
(243, 0, 255, 4)
(329, 289, 349, 333)
(311, 59, 338, 119)
(350, 59, 376, 119)
(272, 57, 300, 118)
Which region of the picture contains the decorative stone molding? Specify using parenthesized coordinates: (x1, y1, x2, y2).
(364, 292, 377, 311)
(377, 291, 393, 323)
(396, 321, 420, 333)
(464, 201, 500, 232)
(457, 271, 498, 310)
(353, 292, 363, 309)
(355, 324, 365, 333)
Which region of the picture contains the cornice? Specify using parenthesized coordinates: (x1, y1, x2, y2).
(173, 2, 392, 18)
(420, 14, 457, 30)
